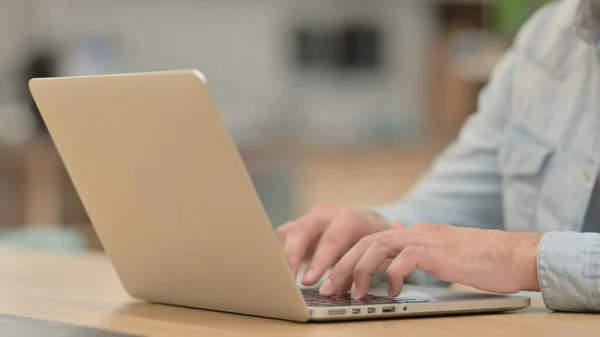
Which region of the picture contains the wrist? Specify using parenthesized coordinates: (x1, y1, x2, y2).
(514, 232, 543, 292)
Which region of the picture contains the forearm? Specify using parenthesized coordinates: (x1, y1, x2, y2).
(368, 193, 504, 231)
(537, 231, 600, 312)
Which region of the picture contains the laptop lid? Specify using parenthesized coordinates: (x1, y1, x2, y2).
(29, 70, 309, 322)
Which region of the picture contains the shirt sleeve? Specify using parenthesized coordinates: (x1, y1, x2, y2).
(367, 45, 516, 231)
(365, 2, 557, 231)
(538, 231, 600, 312)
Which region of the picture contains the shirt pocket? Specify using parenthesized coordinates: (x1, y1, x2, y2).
(499, 126, 555, 231)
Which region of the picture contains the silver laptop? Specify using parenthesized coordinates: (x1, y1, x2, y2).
(29, 70, 530, 322)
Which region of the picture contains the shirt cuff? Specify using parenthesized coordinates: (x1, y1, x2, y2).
(537, 231, 600, 312)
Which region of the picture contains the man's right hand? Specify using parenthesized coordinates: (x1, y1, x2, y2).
(275, 204, 390, 286)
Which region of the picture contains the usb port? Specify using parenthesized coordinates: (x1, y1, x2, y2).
(352, 308, 361, 315)
(328, 309, 346, 316)
(367, 308, 376, 314)
(382, 306, 396, 313)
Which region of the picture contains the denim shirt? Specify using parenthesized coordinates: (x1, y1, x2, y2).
(372, 0, 600, 312)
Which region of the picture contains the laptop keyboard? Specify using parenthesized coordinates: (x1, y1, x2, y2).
(302, 290, 429, 307)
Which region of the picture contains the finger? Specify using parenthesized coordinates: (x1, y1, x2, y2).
(386, 246, 439, 297)
(281, 214, 328, 277)
(320, 276, 354, 298)
(283, 230, 319, 277)
(338, 278, 354, 295)
(275, 221, 295, 248)
(352, 243, 393, 299)
(320, 234, 375, 296)
(304, 208, 365, 285)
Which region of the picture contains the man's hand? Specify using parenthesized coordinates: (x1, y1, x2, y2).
(320, 222, 542, 299)
(276, 204, 390, 286)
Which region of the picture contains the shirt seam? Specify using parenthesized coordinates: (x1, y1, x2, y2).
(537, 233, 554, 309)
(589, 235, 600, 311)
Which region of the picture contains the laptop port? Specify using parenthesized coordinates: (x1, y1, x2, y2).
(367, 308, 376, 314)
(382, 306, 396, 313)
(328, 309, 346, 316)
(352, 308, 361, 315)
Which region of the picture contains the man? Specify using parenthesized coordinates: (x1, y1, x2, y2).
(276, 0, 600, 312)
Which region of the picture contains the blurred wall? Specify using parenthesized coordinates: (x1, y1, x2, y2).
(1, 0, 435, 147)
(0, 0, 438, 233)
(0, 1, 32, 103)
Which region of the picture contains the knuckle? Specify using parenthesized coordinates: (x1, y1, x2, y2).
(282, 241, 296, 254)
(278, 221, 296, 231)
(318, 233, 337, 246)
(373, 236, 386, 248)
(353, 265, 368, 279)
(283, 250, 300, 265)
(413, 222, 439, 231)
(357, 235, 375, 248)
(412, 223, 429, 231)
(337, 207, 359, 219)
(402, 246, 421, 259)
(386, 266, 398, 279)
(275, 224, 291, 237)
(293, 215, 320, 232)
(283, 244, 303, 261)
(312, 203, 333, 213)
(372, 232, 394, 248)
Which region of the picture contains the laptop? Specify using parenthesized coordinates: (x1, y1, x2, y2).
(29, 70, 530, 322)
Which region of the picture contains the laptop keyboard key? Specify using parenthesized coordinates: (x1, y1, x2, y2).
(302, 290, 428, 307)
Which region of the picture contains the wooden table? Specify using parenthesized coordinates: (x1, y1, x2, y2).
(0, 249, 597, 337)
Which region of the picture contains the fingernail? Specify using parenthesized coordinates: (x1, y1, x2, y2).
(387, 284, 393, 297)
(350, 282, 358, 299)
(303, 269, 315, 283)
(319, 279, 332, 295)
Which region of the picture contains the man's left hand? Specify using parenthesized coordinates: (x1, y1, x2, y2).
(319, 222, 542, 299)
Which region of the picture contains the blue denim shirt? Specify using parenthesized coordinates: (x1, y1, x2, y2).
(373, 0, 600, 312)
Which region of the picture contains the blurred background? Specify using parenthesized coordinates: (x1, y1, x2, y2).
(0, 0, 548, 252)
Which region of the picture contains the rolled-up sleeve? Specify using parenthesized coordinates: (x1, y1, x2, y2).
(538, 231, 600, 312)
